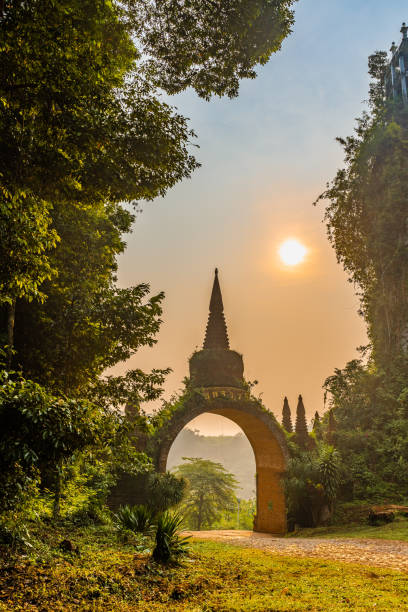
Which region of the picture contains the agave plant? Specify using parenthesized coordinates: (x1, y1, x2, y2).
(152, 511, 190, 564)
(115, 504, 155, 534)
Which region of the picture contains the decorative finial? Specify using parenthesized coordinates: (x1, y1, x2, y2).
(401, 22, 408, 39)
(390, 41, 397, 54)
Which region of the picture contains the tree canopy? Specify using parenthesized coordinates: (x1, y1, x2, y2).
(316, 51, 408, 368)
(174, 458, 238, 530)
(0, 0, 298, 526)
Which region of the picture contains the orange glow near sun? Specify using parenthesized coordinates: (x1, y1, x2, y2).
(279, 239, 307, 266)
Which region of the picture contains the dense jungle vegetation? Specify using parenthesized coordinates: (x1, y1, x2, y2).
(0, 0, 296, 542)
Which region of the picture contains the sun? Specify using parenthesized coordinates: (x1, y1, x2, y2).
(278, 239, 307, 266)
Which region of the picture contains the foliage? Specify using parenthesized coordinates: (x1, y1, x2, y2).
(0, 1, 198, 360)
(0, 372, 99, 510)
(288, 514, 408, 541)
(0, 370, 150, 519)
(8, 199, 167, 400)
(0, 189, 58, 328)
(1, 523, 408, 610)
(316, 49, 408, 367)
(295, 394, 309, 448)
(315, 42, 408, 506)
(322, 359, 408, 503)
(212, 497, 256, 530)
(124, 0, 296, 100)
(312, 411, 322, 438)
(115, 505, 155, 534)
(174, 458, 238, 530)
(152, 511, 190, 563)
(1, 0, 198, 205)
(282, 396, 293, 432)
(318, 445, 341, 505)
(147, 472, 187, 515)
(111, 470, 186, 516)
(284, 444, 341, 528)
(0, 0, 296, 330)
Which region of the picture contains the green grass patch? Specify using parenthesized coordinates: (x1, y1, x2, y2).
(288, 515, 408, 541)
(1, 523, 408, 610)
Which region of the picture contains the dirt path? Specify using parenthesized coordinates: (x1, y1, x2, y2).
(185, 530, 408, 572)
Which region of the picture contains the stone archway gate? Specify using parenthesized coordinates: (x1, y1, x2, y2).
(153, 388, 289, 535)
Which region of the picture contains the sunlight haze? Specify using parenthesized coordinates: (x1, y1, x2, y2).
(114, 0, 406, 434)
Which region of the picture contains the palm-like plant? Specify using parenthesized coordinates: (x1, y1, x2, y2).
(318, 444, 341, 509)
(152, 511, 190, 563)
(115, 504, 155, 534)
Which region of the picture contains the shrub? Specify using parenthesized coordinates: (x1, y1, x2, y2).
(368, 510, 395, 526)
(146, 472, 186, 515)
(0, 371, 114, 517)
(115, 505, 155, 534)
(152, 511, 190, 564)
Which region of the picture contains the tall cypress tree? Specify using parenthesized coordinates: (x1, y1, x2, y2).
(312, 411, 322, 438)
(295, 395, 309, 448)
(282, 396, 293, 433)
(326, 409, 337, 445)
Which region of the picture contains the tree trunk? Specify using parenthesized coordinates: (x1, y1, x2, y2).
(7, 299, 16, 367)
(197, 494, 204, 531)
(53, 467, 62, 521)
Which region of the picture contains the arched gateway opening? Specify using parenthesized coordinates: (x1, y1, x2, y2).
(154, 269, 288, 534)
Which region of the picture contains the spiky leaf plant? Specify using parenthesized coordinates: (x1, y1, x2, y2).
(152, 511, 190, 564)
(115, 505, 155, 534)
(318, 445, 341, 503)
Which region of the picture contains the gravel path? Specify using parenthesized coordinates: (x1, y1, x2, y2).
(186, 530, 408, 572)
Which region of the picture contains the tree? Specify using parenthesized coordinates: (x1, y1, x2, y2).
(10, 202, 160, 388)
(295, 395, 309, 448)
(0, 190, 59, 361)
(0, 0, 198, 349)
(322, 360, 408, 502)
(312, 411, 322, 438)
(174, 458, 238, 530)
(316, 42, 408, 369)
(318, 444, 341, 515)
(1, 0, 296, 340)
(284, 444, 341, 528)
(131, 0, 296, 100)
(0, 371, 127, 518)
(282, 396, 293, 432)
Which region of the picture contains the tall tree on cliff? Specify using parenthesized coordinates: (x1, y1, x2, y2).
(316, 24, 408, 372)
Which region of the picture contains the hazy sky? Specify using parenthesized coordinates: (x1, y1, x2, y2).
(114, 1, 406, 435)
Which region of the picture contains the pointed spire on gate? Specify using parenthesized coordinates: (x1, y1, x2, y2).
(203, 268, 230, 349)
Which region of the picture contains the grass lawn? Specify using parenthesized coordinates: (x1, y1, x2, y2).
(1, 523, 408, 611)
(289, 515, 408, 541)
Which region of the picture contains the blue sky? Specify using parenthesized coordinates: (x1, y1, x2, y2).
(115, 1, 407, 435)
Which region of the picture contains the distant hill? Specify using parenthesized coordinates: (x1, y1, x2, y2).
(167, 428, 256, 499)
